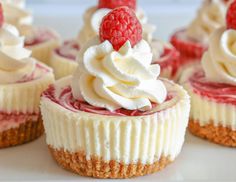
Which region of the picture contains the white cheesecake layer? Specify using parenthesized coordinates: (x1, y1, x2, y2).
(41, 79, 190, 165)
(0, 62, 54, 114)
(50, 51, 77, 79)
(28, 39, 60, 65)
(184, 83, 236, 130)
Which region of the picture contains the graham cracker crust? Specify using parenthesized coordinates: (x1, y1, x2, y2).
(0, 116, 44, 148)
(48, 146, 172, 179)
(189, 120, 236, 147)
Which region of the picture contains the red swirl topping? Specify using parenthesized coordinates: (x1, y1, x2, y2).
(43, 84, 175, 117)
(25, 28, 58, 46)
(153, 47, 180, 77)
(170, 29, 208, 59)
(17, 63, 51, 83)
(189, 69, 236, 105)
(55, 40, 80, 60)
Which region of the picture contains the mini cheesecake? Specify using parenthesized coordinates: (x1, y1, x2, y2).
(41, 7, 190, 178)
(181, 66, 236, 147)
(170, 0, 228, 79)
(41, 76, 190, 178)
(0, 0, 61, 65)
(50, 40, 79, 79)
(0, 62, 54, 148)
(24, 27, 60, 65)
(180, 1, 236, 147)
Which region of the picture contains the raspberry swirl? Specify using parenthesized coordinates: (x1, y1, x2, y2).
(189, 69, 236, 105)
(43, 77, 177, 116)
(55, 40, 80, 61)
(24, 27, 59, 46)
(153, 47, 180, 77)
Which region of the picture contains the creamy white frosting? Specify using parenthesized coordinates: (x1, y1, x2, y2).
(71, 37, 167, 111)
(202, 27, 236, 85)
(0, 23, 36, 84)
(1, 0, 33, 33)
(78, 6, 155, 45)
(186, 0, 227, 44)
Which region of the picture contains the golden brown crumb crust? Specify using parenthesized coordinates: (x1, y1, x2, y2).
(0, 116, 43, 148)
(189, 120, 236, 147)
(48, 146, 172, 179)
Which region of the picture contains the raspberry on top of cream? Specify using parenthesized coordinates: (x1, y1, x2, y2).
(72, 7, 167, 112)
(186, 0, 228, 44)
(202, 0, 236, 85)
(78, 0, 156, 46)
(0, 0, 32, 31)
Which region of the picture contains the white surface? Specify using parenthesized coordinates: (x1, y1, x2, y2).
(0, 133, 236, 181)
(1, 3, 236, 182)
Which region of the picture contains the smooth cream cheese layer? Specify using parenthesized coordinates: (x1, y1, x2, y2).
(0, 62, 54, 114)
(41, 77, 190, 165)
(50, 50, 77, 79)
(27, 39, 60, 65)
(183, 82, 236, 130)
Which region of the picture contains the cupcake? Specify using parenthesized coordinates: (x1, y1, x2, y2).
(51, 0, 179, 80)
(180, 1, 236, 147)
(1, 0, 60, 65)
(41, 7, 190, 178)
(0, 6, 54, 148)
(170, 0, 229, 78)
(51, 40, 79, 79)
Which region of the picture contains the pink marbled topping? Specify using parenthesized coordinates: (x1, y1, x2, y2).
(189, 69, 236, 105)
(55, 40, 80, 61)
(25, 27, 59, 46)
(17, 63, 51, 83)
(42, 84, 175, 117)
(0, 112, 39, 132)
(153, 47, 180, 78)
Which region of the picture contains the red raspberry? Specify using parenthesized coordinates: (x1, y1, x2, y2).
(99, 7, 142, 51)
(0, 4, 4, 28)
(226, 0, 236, 30)
(98, 0, 136, 10)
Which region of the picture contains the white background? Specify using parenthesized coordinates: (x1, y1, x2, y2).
(26, 0, 202, 40)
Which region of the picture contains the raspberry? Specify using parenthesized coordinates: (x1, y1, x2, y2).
(98, 0, 136, 10)
(0, 4, 4, 28)
(99, 7, 142, 51)
(226, 0, 236, 30)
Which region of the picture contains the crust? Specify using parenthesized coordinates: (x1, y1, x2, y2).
(48, 146, 172, 179)
(0, 116, 44, 148)
(189, 120, 236, 147)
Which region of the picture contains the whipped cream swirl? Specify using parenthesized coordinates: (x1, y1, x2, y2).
(1, 0, 33, 34)
(78, 6, 155, 45)
(202, 27, 236, 85)
(186, 0, 227, 44)
(0, 23, 36, 84)
(71, 37, 167, 111)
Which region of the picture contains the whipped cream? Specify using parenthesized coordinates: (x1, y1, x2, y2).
(186, 0, 227, 44)
(71, 37, 167, 111)
(0, 23, 36, 84)
(202, 27, 236, 86)
(1, 0, 33, 34)
(78, 6, 155, 45)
